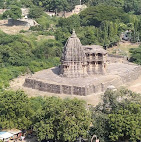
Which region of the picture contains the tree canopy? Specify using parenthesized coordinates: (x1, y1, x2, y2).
(0, 90, 33, 130)
(0, 31, 61, 89)
(109, 103, 141, 141)
(29, 6, 44, 19)
(130, 45, 141, 65)
(80, 5, 127, 27)
(34, 97, 91, 142)
(90, 88, 141, 142)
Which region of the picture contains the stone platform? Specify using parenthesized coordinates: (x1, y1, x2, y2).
(24, 63, 141, 96)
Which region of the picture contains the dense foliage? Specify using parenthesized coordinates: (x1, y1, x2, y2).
(88, 0, 141, 15)
(29, 6, 44, 19)
(0, 90, 33, 129)
(130, 45, 141, 64)
(1, 0, 141, 47)
(90, 88, 141, 142)
(3, 5, 22, 20)
(0, 89, 141, 142)
(108, 103, 141, 141)
(55, 4, 141, 46)
(80, 5, 127, 27)
(0, 31, 61, 89)
(0, 92, 91, 142)
(34, 97, 91, 142)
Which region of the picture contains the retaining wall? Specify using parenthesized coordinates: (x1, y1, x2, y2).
(24, 65, 141, 96)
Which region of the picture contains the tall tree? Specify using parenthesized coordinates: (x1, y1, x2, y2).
(33, 0, 69, 12)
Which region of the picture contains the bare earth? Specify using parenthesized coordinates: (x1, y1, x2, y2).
(127, 75, 141, 94)
(0, 20, 29, 34)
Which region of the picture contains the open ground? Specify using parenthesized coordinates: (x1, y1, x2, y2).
(0, 20, 29, 34)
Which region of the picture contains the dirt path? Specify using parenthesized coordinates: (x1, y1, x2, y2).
(10, 75, 102, 106)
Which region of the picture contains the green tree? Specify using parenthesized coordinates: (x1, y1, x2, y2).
(108, 103, 141, 141)
(3, 5, 22, 20)
(0, 35, 34, 66)
(33, 0, 69, 13)
(0, 31, 61, 88)
(0, 0, 5, 8)
(124, 0, 141, 15)
(90, 88, 141, 142)
(0, 90, 33, 129)
(58, 14, 81, 32)
(130, 45, 141, 65)
(34, 97, 91, 142)
(88, 0, 124, 7)
(80, 5, 127, 27)
(20, 0, 34, 7)
(29, 6, 44, 19)
(33, 39, 62, 59)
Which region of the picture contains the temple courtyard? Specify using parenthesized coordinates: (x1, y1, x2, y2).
(10, 62, 141, 105)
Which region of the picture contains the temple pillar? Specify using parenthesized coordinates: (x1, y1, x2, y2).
(95, 62, 98, 74)
(92, 62, 96, 74)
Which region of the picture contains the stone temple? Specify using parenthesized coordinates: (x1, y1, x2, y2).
(24, 31, 141, 96)
(60, 30, 107, 77)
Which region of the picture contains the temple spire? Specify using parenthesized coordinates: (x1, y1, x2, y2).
(71, 29, 77, 38)
(60, 30, 87, 78)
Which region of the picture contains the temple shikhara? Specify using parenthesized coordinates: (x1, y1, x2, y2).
(60, 30, 107, 78)
(24, 31, 141, 96)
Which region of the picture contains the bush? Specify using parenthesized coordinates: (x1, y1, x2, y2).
(29, 25, 43, 31)
(36, 15, 50, 30)
(0, 14, 3, 20)
(19, 29, 28, 33)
